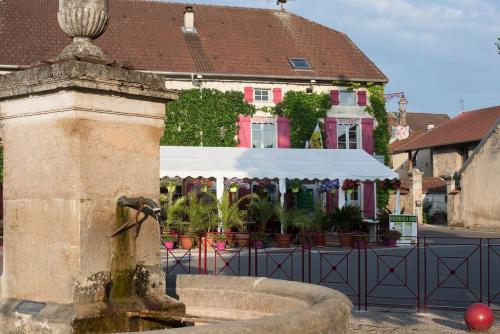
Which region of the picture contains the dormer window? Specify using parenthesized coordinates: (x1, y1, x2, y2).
(288, 58, 312, 70)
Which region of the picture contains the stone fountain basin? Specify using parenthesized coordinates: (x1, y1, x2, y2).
(122, 275, 352, 334)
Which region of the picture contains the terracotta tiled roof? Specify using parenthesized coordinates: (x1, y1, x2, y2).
(399, 177, 447, 195)
(389, 112, 450, 153)
(0, 0, 387, 82)
(394, 106, 500, 152)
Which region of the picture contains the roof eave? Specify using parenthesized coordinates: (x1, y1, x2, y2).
(141, 70, 388, 84)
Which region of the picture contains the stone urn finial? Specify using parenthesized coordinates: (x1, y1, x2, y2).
(57, 0, 109, 60)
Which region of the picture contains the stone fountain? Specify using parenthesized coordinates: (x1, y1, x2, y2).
(0, 1, 185, 332)
(0, 1, 353, 333)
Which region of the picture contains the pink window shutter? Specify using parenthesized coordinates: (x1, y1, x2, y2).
(273, 88, 283, 104)
(277, 116, 291, 148)
(363, 181, 375, 218)
(244, 87, 254, 103)
(330, 90, 339, 105)
(237, 115, 252, 147)
(361, 118, 374, 155)
(357, 91, 367, 106)
(324, 117, 338, 149)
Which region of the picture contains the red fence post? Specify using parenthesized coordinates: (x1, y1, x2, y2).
(417, 236, 421, 313)
(362, 238, 366, 311)
(198, 236, 202, 275)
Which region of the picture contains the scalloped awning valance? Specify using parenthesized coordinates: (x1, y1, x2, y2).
(160, 146, 398, 181)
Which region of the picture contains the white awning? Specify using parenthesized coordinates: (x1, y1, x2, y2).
(160, 146, 398, 181)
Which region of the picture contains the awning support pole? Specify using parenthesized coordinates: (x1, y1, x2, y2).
(216, 177, 224, 232)
(395, 187, 401, 214)
(338, 179, 346, 208)
(279, 177, 287, 234)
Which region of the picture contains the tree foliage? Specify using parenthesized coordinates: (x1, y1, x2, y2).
(274, 91, 331, 148)
(161, 89, 255, 147)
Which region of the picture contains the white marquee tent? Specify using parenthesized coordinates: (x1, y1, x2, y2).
(159, 147, 401, 216)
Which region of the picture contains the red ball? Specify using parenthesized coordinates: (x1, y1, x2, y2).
(464, 303, 495, 331)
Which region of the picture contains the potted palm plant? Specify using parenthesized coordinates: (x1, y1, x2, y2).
(249, 194, 275, 247)
(218, 189, 250, 247)
(182, 191, 218, 249)
(327, 205, 364, 247)
(290, 209, 313, 248)
(274, 203, 294, 248)
(381, 229, 402, 247)
(311, 205, 328, 247)
(160, 177, 185, 248)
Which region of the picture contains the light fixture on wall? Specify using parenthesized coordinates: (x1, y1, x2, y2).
(306, 79, 316, 94)
(191, 73, 203, 87)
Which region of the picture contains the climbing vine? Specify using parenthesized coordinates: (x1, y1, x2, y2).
(365, 83, 391, 209)
(161, 89, 255, 147)
(274, 91, 331, 148)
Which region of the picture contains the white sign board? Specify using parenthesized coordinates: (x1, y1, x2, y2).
(389, 214, 418, 246)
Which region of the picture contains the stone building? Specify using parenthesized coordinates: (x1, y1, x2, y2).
(389, 112, 450, 178)
(448, 119, 500, 230)
(0, 0, 389, 218)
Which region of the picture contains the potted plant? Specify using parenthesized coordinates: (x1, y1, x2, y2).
(218, 189, 250, 247)
(182, 191, 218, 249)
(225, 177, 244, 193)
(288, 179, 303, 193)
(194, 178, 214, 193)
(212, 234, 228, 251)
(160, 176, 185, 245)
(319, 179, 340, 194)
(249, 194, 275, 246)
(311, 205, 328, 247)
(161, 234, 177, 250)
(327, 205, 364, 247)
(381, 229, 402, 247)
(342, 179, 357, 196)
(235, 223, 250, 247)
(289, 209, 313, 249)
(274, 204, 294, 248)
(250, 232, 268, 249)
(353, 233, 369, 249)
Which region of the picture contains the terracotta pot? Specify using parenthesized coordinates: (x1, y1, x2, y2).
(235, 233, 250, 247)
(313, 233, 326, 247)
(179, 235, 193, 249)
(276, 234, 292, 248)
(162, 241, 174, 250)
(339, 233, 355, 248)
(224, 231, 236, 246)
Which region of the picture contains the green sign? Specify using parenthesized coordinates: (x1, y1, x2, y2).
(389, 214, 418, 245)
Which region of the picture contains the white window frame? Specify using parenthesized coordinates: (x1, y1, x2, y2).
(345, 184, 362, 208)
(336, 120, 360, 150)
(251, 121, 277, 149)
(254, 88, 271, 103)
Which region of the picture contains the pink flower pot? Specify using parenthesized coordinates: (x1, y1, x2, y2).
(162, 241, 174, 250)
(254, 240, 264, 249)
(216, 241, 226, 251)
(384, 239, 397, 247)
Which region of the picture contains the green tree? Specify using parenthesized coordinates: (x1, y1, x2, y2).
(366, 84, 391, 209)
(274, 91, 331, 148)
(161, 89, 255, 147)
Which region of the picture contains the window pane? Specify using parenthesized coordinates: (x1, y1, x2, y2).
(255, 89, 269, 102)
(252, 124, 262, 148)
(340, 91, 356, 106)
(262, 123, 275, 148)
(337, 125, 347, 149)
(349, 125, 358, 149)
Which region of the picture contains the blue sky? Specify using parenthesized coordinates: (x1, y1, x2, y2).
(162, 0, 499, 115)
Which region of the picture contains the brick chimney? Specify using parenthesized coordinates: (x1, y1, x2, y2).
(182, 6, 196, 33)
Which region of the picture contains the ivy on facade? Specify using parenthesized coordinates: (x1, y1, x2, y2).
(274, 91, 331, 148)
(161, 89, 255, 147)
(365, 83, 391, 209)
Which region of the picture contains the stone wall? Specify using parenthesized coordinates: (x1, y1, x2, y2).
(432, 146, 463, 179)
(451, 123, 500, 230)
